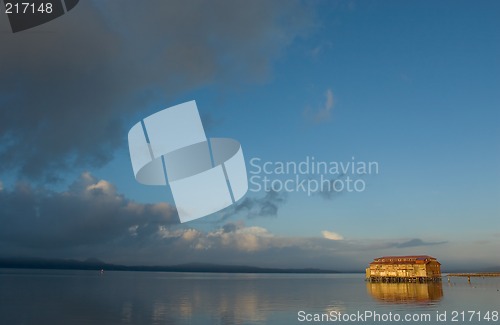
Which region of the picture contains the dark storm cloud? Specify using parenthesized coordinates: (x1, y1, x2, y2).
(0, 0, 313, 180)
(0, 173, 178, 249)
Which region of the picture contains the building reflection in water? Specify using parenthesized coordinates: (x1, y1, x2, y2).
(367, 281, 443, 304)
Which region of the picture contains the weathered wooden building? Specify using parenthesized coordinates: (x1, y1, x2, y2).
(366, 255, 441, 283)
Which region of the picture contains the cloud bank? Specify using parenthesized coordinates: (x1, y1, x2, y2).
(0, 174, 453, 269)
(0, 173, 178, 251)
(391, 238, 447, 249)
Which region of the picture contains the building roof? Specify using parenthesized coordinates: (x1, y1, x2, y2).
(370, 255, 440, 265)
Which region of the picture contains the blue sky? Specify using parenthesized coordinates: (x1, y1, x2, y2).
(0, 0, 498, 270)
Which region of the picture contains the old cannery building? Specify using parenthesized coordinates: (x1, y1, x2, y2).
(366, 255, 442, 283)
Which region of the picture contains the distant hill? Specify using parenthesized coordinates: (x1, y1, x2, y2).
(0, 257, 340, 274)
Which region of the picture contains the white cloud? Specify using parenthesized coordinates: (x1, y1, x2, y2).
(182, 229, 201, 241)
(86, 179, 116, 196)
(304, 88, 335, 123)
(207, 225, 274, 252)
(321, 230, 344, 241)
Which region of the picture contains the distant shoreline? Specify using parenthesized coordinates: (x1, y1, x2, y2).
(0, 257, 354, 274)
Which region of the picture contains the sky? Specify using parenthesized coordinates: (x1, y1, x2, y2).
(0, 0, 499, 271)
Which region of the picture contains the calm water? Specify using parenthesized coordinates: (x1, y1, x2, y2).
(0, 269, 499, 324)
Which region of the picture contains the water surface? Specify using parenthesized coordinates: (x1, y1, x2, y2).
(0, 269, 498, 324)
